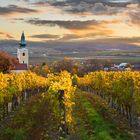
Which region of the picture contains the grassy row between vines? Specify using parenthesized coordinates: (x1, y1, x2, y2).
(71, 90, 133, 140)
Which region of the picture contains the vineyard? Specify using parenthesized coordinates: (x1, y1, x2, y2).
(0, 71, 140, 139)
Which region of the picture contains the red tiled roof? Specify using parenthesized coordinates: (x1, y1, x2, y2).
(12, 64, 27, 70)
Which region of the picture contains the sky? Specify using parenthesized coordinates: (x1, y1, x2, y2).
(0, 0, 140, 46)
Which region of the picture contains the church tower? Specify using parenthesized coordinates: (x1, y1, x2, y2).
(17, 32, 29, 67)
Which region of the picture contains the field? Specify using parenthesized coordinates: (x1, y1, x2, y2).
(29, 56, 140, 65)
(29, 49, 140, 64)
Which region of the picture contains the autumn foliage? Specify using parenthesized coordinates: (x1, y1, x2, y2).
(0, 51, 18, 73)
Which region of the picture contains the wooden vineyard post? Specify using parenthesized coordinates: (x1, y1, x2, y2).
(24, 90, 27, 101)
(58, 90, 67, 139)
(11, 94, 18, 110)
(130, 80, 136, 126)
(8, 102, 12, 113)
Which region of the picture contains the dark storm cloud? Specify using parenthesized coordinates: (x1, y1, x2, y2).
(30, 34, 60, 39)
(26, 18, 98, 29)
(0, 5, 38, 15)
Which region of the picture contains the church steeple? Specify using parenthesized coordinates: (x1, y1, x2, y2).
(17, 31, 29, 67)
(19, 31, 26, 48)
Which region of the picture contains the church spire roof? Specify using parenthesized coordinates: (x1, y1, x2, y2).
(19, 31, 26, 48)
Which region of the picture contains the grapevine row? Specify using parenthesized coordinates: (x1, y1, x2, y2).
(74, 71, 140, 125)
(0, 71, 75, 133)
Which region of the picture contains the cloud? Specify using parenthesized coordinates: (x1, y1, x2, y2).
(0, 32, 14, 39)
(0, 5, 38, 16)
(17, 0, 30, 1)
(124, 3, 140, 26)
(64, 2, 125, 15)
(129, 12, 140, 25)
(59, 31, 113, 41)
(26, 18, 99, 29)
(26, 18, 117, 41)
(30, 33, 83, 41)
(12, 18, 25, 20)
(38, 0, 133, 6)
(94, 37, 140, 46)
(59, 34, 82, 41)
(6, 34, 14, 39)
(16, 0, 139, 16)
(32, 0, 134, 15)
(30, 34, 60, 39)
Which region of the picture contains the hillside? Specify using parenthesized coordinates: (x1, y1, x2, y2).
(0, 40, 140, 63)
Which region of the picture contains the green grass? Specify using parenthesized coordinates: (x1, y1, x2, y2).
(72, 90, 133, 140)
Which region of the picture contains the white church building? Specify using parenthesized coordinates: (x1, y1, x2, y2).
(11, 32, 29, 73)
